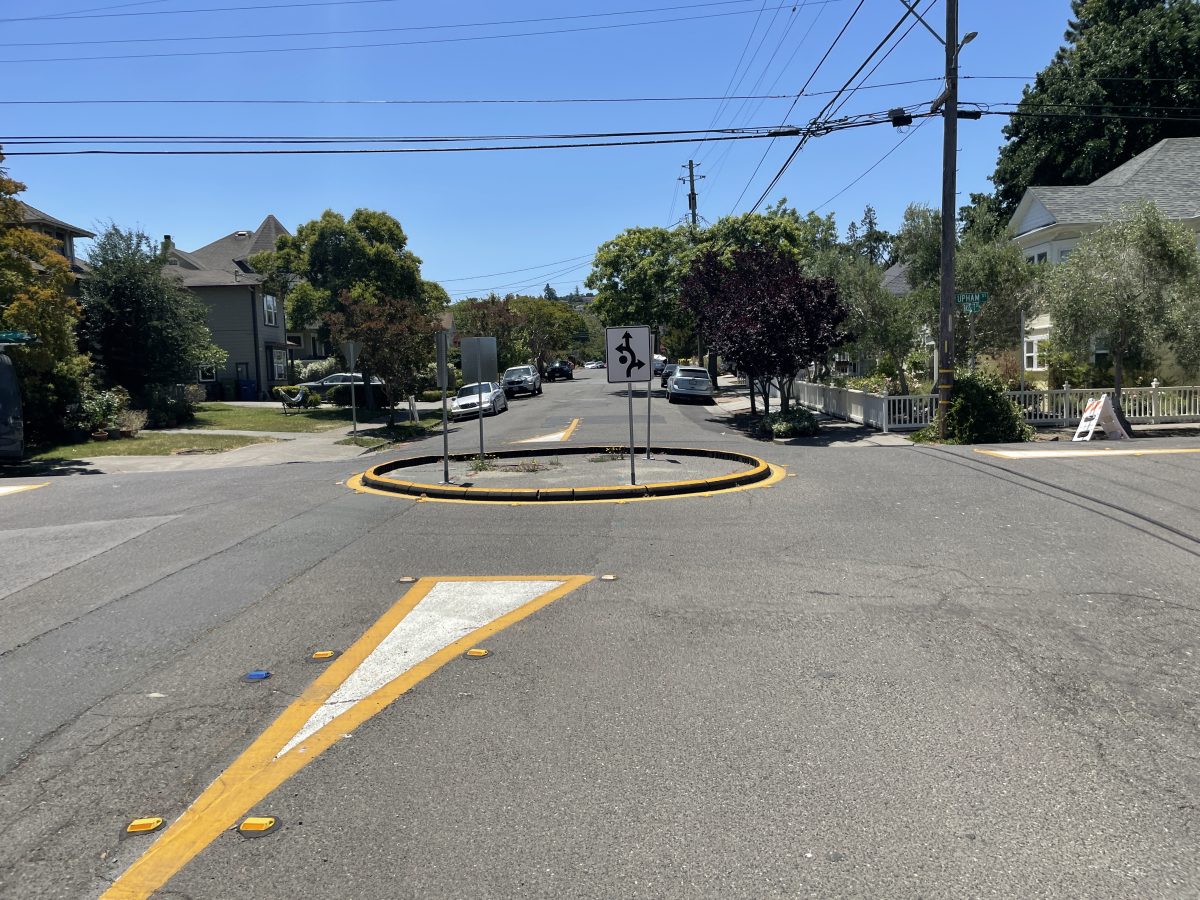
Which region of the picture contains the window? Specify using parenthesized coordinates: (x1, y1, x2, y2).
(287, 333, 302, 349)
(1058, 249, 1072, 262)
(1026, 255, 1036, 264)
(1036, 252, 1048, 264)
(272, 349, 287, 381)
(264, 293, 278, 326)
(1024, 338, 1045, 371)
(197, 365, 216, 382)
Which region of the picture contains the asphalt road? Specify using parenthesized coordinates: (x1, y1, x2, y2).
(1, 372, 1198, 899)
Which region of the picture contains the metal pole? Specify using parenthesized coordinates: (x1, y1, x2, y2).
(437, 332, 451, 483)
(646, 329, 653, 460)
(1019, 310, 1026, 391)
(476, 354, 484, 464)
(349, 353, 358, 436)
(969, 311, 977, 372)
(627, 386, 637, 485)
(937, 0, 959, 439)
(441, 386, 450, 482)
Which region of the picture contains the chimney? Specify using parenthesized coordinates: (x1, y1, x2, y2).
(162, 234, 173, 253)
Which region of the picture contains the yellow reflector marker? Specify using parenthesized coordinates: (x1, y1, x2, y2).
(237, 816, 280, 838)
(311, 650, 335, 660)
(464, 648, 489, 658)
(125, 818, 164, 835)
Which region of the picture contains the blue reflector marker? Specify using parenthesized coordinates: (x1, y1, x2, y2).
(242, 670, 271, 683)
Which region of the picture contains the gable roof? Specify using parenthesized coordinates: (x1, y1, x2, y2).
(188, 214, 289, 274)
(15, 201, 94, 238)
(1010, 138, 1200, 237)
(881, 261, 911, 297)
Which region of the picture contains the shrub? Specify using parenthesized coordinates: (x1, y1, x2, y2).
(274, 385, 323, 408)
(74, 384, 129, 431)
(296, 356, 339, 383)
(117, 408, 148, 435)
(913, 369, 1033, 444)
(144, 383, 196, 428)
(845, 373, 904, 395)
(759, 407, 821, 439)
(325, 383, 388, 408)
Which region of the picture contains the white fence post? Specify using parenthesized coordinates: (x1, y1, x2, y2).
(881, 385, 889, 433)
(1151, 378, 1160, 424)
(1062, 382, 1071, 425)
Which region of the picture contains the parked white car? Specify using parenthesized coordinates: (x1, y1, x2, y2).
(450, 382, 509, 419)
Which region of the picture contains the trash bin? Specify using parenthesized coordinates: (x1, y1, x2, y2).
(236, 379, 258, 401)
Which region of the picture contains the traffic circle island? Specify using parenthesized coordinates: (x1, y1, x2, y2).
(349, 446, 781, 503)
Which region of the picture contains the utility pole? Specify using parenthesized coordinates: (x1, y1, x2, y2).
(682, 161, 717, 379)
(936, 0, 959, 439)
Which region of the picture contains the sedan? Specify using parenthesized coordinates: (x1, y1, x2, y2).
(502, 365, 542, 397)
(545, 360, 574, 381)
(450, 382, 508, 419)
(299, 373, 384, 392)
(666, 366, 714, 403)
(659, 363, 678, 389)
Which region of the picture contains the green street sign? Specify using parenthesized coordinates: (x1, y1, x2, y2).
(955, 292, 987, 314)
(0, 331, 37, 346)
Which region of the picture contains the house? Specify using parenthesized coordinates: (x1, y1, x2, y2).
(15, 201, 93, 286)
(164, 215, 293, 399)
(1008, 137, 1200, 381)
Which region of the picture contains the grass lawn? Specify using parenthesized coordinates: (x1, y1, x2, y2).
(188, 403, 362, 432)
(32, 433, 273, 461)
(334, 417, 442, 450)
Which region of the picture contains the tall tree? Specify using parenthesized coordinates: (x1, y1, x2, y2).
(845, 204, 893, 265)
(989, 0, 1200, 214)
(681, 247, 847, 414)
(509, 295, 584, 373)
(833, 255, 921, 394)
(586, 226, 693, 331)
(326, 285, 437, 428)
(81, 226, 225, 399)
(1038, 202, 1200, 421)
(448, 295, 524, 369)
(0, 152, 92, 443)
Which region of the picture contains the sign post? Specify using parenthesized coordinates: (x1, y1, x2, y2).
(606, 325, 651, 485)
(646, 329, 655, 460)
(435, 330, 451, 483)
(460, 336, 498, 465)
(339, 340, 362, 436)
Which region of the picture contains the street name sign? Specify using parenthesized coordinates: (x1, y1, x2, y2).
(955, 291, 988, 314)
(605, 326, 652, 384)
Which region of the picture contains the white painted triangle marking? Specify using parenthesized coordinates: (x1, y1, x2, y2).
(516, 429, 567, 443)
(276, 579, 563, 757)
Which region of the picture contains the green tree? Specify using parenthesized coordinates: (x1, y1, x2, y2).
(0, 153, 92, 444)
(448, 295, 524, 369)
(989, 0, 1200, 214)
(844, 204, 893, 265)
(1038, 202, 1200, 419)
(543, 283, 559, 301)
(702, 200, 840, 270)
(586, 226, 693, 331)
(81, 226, 226, 401)
(833, 255, 921, 394)
(326, 285, 437, 428)
(509, 295, 584, 372)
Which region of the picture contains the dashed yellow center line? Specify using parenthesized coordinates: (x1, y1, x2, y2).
(560, 417, 580, 441)
(0, 483, 48, 497)
(975, 447, 1200, 460)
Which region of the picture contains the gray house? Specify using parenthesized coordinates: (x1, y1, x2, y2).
(165, 215, 291, 399)
(17, 200, 94, 287)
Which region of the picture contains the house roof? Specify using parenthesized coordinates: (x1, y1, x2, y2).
(15, 201, 95, 238)
(1010, 138, 1200, 237)
(167, 266, 259, 288)
(881, 261, 911, 297)
(189, 214, 289, 274)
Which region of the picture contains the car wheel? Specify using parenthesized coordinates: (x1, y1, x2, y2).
(667, 392, 676, 404)
(536, 384, 542, 395)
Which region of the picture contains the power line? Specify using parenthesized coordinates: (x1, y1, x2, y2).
(0, 79, 944, 107)
(724, 0, 868, 211)
(0, 4, 841, 64)
(813, 116, 930, 211)
(0, 0, 776, 47)
(0, 129, 812, 157)
(432, 254, 595, 283)
(0, 0, 467, 23)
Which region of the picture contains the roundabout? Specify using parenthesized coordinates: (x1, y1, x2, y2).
(348, 445, 783, 503)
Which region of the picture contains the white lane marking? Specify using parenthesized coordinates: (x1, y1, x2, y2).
(0, 483, 48, 497)
(976, 447, 1200, 460)
(276, 579, 563, 757)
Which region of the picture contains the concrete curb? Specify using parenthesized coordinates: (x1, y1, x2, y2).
(361, 446, 772, 502)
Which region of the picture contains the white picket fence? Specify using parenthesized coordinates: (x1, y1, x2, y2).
(791, 380, 1200, 432)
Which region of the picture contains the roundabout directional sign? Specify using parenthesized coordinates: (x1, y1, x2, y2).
(605, 326, 651, 384)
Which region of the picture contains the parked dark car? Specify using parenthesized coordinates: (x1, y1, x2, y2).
(545, 360, 574, 381)
(660, 363, 678, 389)
(0, 351, 24, 461)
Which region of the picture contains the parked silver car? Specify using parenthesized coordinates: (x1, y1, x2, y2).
(666, 366, 714, 403)
(502, 365, 542, 397)
(450, 382, 509, 419)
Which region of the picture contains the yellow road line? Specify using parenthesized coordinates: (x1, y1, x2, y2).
(101, 575, 592, 900)
(975, 447, 1200, 460)
(560, 417, 580, 441)
(0, 483, 48, 497)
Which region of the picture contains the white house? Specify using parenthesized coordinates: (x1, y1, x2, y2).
(1008, 137, 1200, 380)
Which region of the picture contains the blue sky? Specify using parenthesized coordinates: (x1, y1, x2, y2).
(2, 0, 1072, 298)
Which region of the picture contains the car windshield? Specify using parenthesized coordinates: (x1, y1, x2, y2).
(456, 383, 490, 398)
(504, 368, 532, 378)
